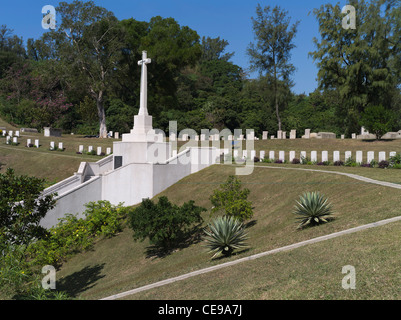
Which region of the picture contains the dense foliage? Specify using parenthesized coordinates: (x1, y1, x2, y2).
(128, 196, 206, 250)
(0, 1, 400, 137)
(209, 175, 254, 222)
(0, 168, 57, 246)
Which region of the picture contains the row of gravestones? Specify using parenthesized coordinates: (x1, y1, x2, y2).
(169, 129, 341, 141)
(221, 149, 397, 163)
(4, 135, 112, 155)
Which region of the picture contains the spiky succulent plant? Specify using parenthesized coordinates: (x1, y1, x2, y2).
(203, 216, 248, 258)
(293, 191, 333, 229)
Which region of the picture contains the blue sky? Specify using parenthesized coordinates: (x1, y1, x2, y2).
(1, 0, 351, 95)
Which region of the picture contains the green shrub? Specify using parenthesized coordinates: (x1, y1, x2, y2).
(345, 157, 357, 167)
(389, 153, 401, 167)
(209, 175, 253, 222)
(293, 191, 334, 229)
(128, 196, 205, 250)
(0, 239, 69, 300)
(203, 216, 248, 258)
(28, 201, 127, 266)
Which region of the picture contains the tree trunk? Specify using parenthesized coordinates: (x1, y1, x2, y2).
(96, 91, 108, 138)
(274, 65, 282, 131)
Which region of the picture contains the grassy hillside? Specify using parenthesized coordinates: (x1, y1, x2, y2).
(131, 220, 401, 300)
(55, 164, 401, 299)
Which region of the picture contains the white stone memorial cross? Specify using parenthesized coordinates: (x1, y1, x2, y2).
(138, 51, 151, 116)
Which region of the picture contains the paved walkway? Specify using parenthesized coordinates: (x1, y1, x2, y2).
(100, 165, 401, 300)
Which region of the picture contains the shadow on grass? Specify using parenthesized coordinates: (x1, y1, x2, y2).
(57, 263, 106, 298)
(210, 248, 252, 262)
(296, 217, 336, 231)
(145, 224, 205, 260)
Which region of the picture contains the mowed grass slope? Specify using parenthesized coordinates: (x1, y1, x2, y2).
(131, 220, 401, 300)
(0, 129, 116, 183)
(56, 164, 401, 300)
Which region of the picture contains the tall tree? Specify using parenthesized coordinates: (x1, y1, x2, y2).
(310, 0, 401, 134)
(52, 1, 125, 138)
(247, 5, 299, 131)
(201, 36, 234, 62)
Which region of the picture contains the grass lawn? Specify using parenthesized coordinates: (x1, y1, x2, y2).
(55, 164, 401, 300)
(130, 220, 401, 300)
(0, 131, 116, 183)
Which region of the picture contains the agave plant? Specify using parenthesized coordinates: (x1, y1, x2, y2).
(203, 216, 248, 258)
(293, 191, 333, 229)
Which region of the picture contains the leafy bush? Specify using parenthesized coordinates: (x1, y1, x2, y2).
(274, 159, 283, 164)
(28, 201, 127, 266)
(0, 168, 57, 246)
(262, 158, 273, 163)
(389, 153, 401, 167)
(333, 160, 344, 166)
(317, 161, 330, 166)
(128, 196, 205, 250)
(0, 239, 70, 300)
(291, 158, 301, 164)
(345, 157, 357, 167)
(378, 160, 389, 169)
(203, 216, 248, 258)
(253, 156, 260, 162)
(210, 175, 253, 222)
(293, 191, 334, 229)
(360, 163, 371, 168)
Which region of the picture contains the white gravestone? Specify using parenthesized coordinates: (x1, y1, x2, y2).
(6, 136, 11, 144)
(279, 151, 285, 161)
(367, 151, 375, 163)
(50, 141, 55, 150)
(390, 151, 396, 158)
(289, 151, 295, 163)
(352, 133, 356, 139)
(27, 139, 32, 147)
(304, 129, 310, 139)
(88, 146, 93, 153)
(79, 145, 84, 153)
(97, 147, 102, 156)
(322, 151, 328, 162)
(12, 137, 18, 144)
(35, 139, 39, 148)
(277, 130, 282, 139)
(250, 150, 256, 160)
(15, 131, 20, 137)
(58, 142, 63, 150)
(311, 151, 317, 162)
(300, 151, 306, 162)
(345, 151, 352, 161)
(282, 132, 286, 139)
(114, 132, 119, 139)
(269, 151, 275, 160)
(260, 151, 265, 160)
(333, 151, 340, 162)
(233, 150, 238, 158)
(356, 151, 363, 164)
(106, 147, 112, 155)
(262, 131, 268, 140)
(290, 130, 296, 139)
(379, 152, 386, 162)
